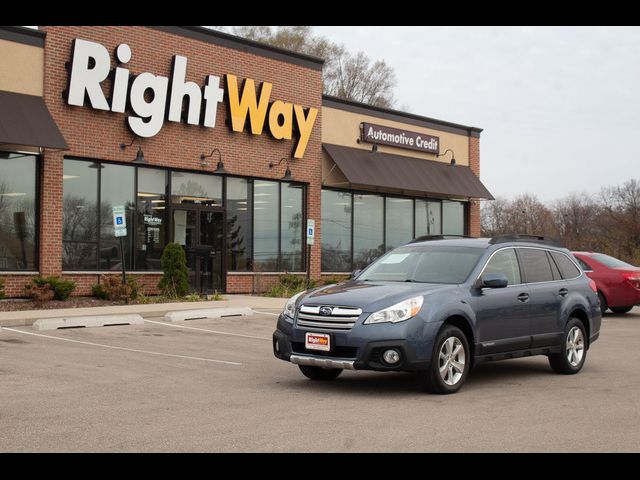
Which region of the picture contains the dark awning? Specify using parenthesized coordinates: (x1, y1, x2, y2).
(323, 143, 494, 200)
(0, 91, 68, 150)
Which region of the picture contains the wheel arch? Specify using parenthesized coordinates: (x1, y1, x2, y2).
(568, 307, 591, 348)
(441, 315, 476, 358)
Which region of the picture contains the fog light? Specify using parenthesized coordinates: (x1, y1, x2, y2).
(275, 340, 280, 353)
(382, 349, 401, 365)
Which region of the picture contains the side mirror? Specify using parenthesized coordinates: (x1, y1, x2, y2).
(351, 269, 362, 279)
(478, 273, 508, 289)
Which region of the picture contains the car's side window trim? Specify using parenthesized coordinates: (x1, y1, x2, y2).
(549, 251, 583, 280)
(475, 246, 583, 287)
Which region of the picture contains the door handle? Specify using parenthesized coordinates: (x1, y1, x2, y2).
(517, 293, 529, 302)
(558, 288, 569, 297)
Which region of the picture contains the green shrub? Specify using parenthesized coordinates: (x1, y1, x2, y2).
(265, 273, 316, 298)
(209, 290, 224, 301)
(322, 276, 348, 286)
(158, 243, 189, 298)
(127, 275, 141, 300)
(184, 293, 202, 302)
(24, 276, 76, 301)
(92, 284, 108, 300)
(0, 278, 5, 299)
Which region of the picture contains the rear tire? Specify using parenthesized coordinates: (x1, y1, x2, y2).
(610, 306, 633, 314)
(298, 365, 343, 381)
(418, 325, 470, 394)
(598, 291, 608, 315)
(549, 318, 587, 374)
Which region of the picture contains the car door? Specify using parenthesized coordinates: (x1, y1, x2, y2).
(517, 247, 563, 347)
(473, 247, 531, 354)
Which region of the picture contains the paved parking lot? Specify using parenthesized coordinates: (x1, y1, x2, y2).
(1, 308, 639, 452)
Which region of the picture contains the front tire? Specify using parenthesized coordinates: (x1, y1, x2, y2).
(298, 365, 343, 381)
(548, 318, 587, 374)
(610, 306, 633, 314)
(419, 325, 470, 394)
(598, 291, 608, 315)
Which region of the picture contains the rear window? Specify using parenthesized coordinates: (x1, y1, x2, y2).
(550, 252, 581, 279)
(591, 253, 636, 269)
(517, 248, 554, 283)
(575, 257, 593, 271)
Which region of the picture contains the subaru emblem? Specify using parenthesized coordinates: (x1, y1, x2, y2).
(319, 306, 333, 316)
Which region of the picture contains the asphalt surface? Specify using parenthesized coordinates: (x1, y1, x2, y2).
(1, 308, 639, 452)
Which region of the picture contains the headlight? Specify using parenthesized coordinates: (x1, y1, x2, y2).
(283, 291, 305, 319)
(364, 296, 424, 324)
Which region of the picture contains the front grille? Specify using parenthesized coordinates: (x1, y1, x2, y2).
(296, 305, 362, 331)
(291, 342, 358, 359)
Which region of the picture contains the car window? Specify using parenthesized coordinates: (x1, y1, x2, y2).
(483, 248, 521, 285)
(546, 251, 562, 280)
(575, 257, 592, 271)
(550, 252, 581, 279)
(591, 253, 636, 269)
(517, 248, 555, 283)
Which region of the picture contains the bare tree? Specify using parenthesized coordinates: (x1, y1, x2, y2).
(233, 26, 396, 108)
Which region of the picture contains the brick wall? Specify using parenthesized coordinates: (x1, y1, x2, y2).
(468, 136, 481, 237)
(0, 26, 324, 298)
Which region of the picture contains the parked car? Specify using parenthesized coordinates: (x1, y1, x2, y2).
(273, 235, 601, 394)
(572, 251, 640, 315)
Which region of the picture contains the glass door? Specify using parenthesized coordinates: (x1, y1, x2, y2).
(172, 207, 225, 293)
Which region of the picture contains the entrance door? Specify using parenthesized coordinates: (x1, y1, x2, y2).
(172, 207, 225, 293)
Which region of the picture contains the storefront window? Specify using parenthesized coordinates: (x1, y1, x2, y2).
(0, 153, 38, 271)
(442, 200, 465, 235)
(63, 159, 99, 270)
(136, 168, 167, 271)
(415, 199, 442, 236)
(385, 197, 413, 251)
(226, 177, 252, 271)
(321, 190, 352, 272)
(253, 180, 279, 271)
(281, 183, 304, 271)
(171, 172, 222, 206)
(353, 193, 384, 270)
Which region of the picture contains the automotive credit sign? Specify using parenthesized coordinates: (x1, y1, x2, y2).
(361, 122, 439, 154)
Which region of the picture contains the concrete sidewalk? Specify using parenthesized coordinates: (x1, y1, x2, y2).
(0, 295, 286, 327)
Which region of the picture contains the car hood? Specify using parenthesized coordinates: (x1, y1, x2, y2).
(299, 280, 456, 312)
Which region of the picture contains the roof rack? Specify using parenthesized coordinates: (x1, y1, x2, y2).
(409, 235, 474, 243)
(489, 234, 563, 247)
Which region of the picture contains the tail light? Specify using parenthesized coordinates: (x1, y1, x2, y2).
(588, 279, 598, 293)
(623, 273, 640, 290)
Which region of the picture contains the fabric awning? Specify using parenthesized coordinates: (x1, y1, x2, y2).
(0, 91, 68, 150)
(323, 143, 494, 200)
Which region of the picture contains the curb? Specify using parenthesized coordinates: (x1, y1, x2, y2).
(164, 307, 254, 322)
(32, 314, 145, 331)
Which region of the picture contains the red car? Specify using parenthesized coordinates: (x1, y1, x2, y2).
(572, 252, 640, 315)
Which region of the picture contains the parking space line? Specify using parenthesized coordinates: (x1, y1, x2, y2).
(143, 319, 270, 341)
(1, 327, 242, 366)
(253, 311, 279, 316)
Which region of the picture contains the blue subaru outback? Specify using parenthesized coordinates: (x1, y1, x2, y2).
(273, 235, 602, 394)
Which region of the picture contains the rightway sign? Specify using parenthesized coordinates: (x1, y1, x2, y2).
(112, 205, 127, 237)
(361, 122, 439, 154)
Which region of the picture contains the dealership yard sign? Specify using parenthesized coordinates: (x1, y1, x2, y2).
(66, 38, 317, 158)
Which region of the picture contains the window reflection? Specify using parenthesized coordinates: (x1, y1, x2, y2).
(415, 199, 442, 236)
(353, 193, 384, 270)
(0, 153, 37, 271)
(281, 183, 303, 271)
(442, 200, 465, 235)
(253, 180, 279, 271)
(136, 168, 167, 271)
(385, 197, 413, 251)
(321, 190, 352, 272)
(226, 177, 252, 271)
(100, 164, 135, 270)
(171, 172, 222, 206)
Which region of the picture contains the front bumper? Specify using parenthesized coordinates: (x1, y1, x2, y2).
(273, 313, 437, 372)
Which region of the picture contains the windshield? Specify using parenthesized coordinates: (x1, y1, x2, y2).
(357, 245, 485, 284)
(591, 253, 636, 269)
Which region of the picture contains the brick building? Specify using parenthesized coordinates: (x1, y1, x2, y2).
(0, 26, 492, 297)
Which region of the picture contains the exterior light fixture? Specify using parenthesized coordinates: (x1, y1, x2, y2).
(120, 137, 147, 164)
(269, 157, 293, 181)
(200, 148, 227, 173)
(437, 148, 456, 166)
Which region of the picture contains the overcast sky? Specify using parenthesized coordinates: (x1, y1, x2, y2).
(311, 26, 640, 203)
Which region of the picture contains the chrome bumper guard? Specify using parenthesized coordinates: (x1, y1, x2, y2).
(289, 354, 355, 370)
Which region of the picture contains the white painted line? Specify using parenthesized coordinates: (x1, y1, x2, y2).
(253, 311, 280, 316)
(143, 319, 270, 341)
(1, 327, 242, 366)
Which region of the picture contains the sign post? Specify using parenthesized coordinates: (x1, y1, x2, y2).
(112, 206, 128, 291)
(306, 219, 315, 281)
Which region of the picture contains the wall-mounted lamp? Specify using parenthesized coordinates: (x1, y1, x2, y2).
(200, 148, 227, 174)
(437, 148, 456, 166)
(269, 157, 293, 181)
(120, 138, 147, 164)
